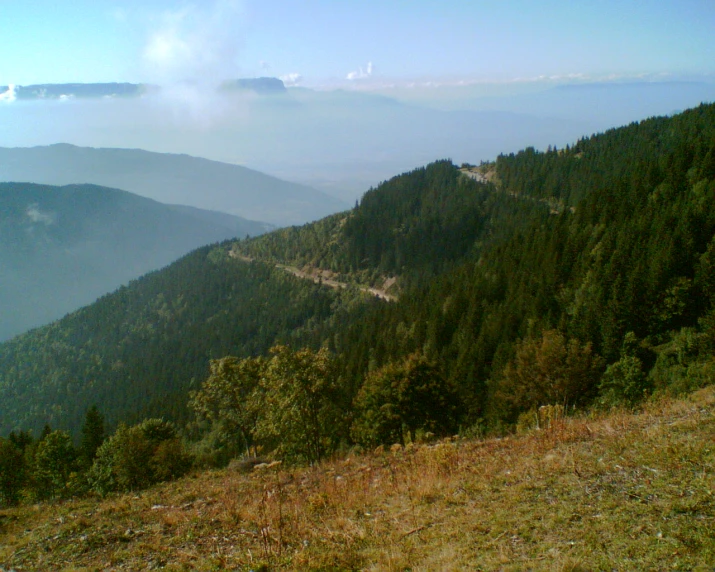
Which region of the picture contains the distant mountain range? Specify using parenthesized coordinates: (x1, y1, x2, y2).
(0, 182, 272, 341)
(0, 83, 150, 100)
(0, 144, 347, 226)
(0, 79, 288, 100)
(220, 77, 288, 95)
(4, 79, 712, 203)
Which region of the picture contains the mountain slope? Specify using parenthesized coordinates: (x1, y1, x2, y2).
(0, 144, 347, 226)
(232, 159, 540, 290)
(1, 104, 715, 439)
(0, 182, 270, 341)
(2, 386, 713, 570)
(0, 242, 371, 435)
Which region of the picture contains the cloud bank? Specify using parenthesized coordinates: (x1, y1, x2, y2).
(142, 0, 245, 85)
(26, 204, 56, 225)
(347, 61, 373, 81)
(0, 84, 16, 103)
(280, 73, 303, 87)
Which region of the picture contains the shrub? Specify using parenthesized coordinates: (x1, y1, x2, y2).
(494, 330, 604, 420)
(32, 430, 76, 500)
(252, 346, 345, 463)
(88, 419, 191, 495)
(597, 332, 656, 407)
(352, 353, 462, 447)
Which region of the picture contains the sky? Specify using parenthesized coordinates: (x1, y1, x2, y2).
(0, 0, 713, 89)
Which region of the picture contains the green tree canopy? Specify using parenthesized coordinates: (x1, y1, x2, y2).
(32, 430, 76, 500)
(493, 330, 604, 420)
(352, 353, 462, 447)
(252, 346, 346, 463)
(88, 419, 191, 496)
(80, 405, 105, 468)
(0, 438, 25, 506)
(189, 355, 266, 455)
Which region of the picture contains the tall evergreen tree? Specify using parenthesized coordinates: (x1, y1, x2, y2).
(80, 405, 105, 467)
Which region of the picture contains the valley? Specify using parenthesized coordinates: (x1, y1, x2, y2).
(0, 182, 271, 341)
(0, 145, 346, 227)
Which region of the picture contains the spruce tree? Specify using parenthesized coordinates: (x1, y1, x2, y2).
(81, 405, 105, 467)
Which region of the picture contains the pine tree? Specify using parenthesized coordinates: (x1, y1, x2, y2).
(80, 405, 105, 468)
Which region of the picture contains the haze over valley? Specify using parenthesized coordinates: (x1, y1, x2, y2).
(2, 79, 715, 201)
(0, 182, 271, 341)
(0, 144, 346, 226)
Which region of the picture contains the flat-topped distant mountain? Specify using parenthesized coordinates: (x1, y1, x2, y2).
(0, 182, 272, 341)
(0, 83, 149, 100)
(220, 77, 288, 95)
(0, 144, 347, 226)
(0, 78, 288, 99)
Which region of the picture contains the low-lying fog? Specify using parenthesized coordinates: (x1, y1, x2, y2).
(2, 80, 714, 202)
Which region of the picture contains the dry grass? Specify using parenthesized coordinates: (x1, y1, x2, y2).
(2, 387, 714, 571)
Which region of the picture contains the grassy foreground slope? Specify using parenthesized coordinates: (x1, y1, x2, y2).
(2, 386, 713, 571)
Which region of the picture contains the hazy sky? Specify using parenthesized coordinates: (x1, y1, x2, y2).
(1, 0, 713, 88)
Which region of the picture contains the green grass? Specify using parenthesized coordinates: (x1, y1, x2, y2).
(2, 387, 714, 570)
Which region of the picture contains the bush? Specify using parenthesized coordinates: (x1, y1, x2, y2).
(32, 430, 76, 500)
(352, 353, 462, 447)
(598, 355, 649, 407)
(89, 419, 192, 495)
(494, 330, 604, 420)
(650, 327, 714, 396)
(252, 346, 345, 463)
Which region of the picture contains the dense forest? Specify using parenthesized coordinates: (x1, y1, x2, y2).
(2, 103, 715, 504)
(233, 160, 539, 288)
(0, 248, 375, 435)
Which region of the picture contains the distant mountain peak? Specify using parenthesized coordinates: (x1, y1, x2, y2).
(219, 77, 287, 95)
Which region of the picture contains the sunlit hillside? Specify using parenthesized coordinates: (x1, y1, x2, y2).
(1, 386, 713, 570)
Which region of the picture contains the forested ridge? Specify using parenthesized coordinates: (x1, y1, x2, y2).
(233, 159, 539, 289)
(0, 248, 374, 436)
(2, 104, 715, 501)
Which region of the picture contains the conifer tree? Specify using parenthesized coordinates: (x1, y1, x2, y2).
(80, 405, 105, 467)
(0, 438, 25, 506)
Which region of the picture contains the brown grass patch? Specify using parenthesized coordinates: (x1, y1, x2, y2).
(2, 387, 715, 570)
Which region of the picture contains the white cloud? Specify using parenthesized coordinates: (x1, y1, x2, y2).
(280, 73, 303, 87)
(26, 204, 55, 225)
(0, 84, 16, 103)
(346, 61, 374, 81)
(139, 1, 249, 128)
(142, 0, 245, 84)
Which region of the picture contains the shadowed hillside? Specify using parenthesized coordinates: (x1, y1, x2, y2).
(0, 182, 270, 341)
(0, 144, 347, 226)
